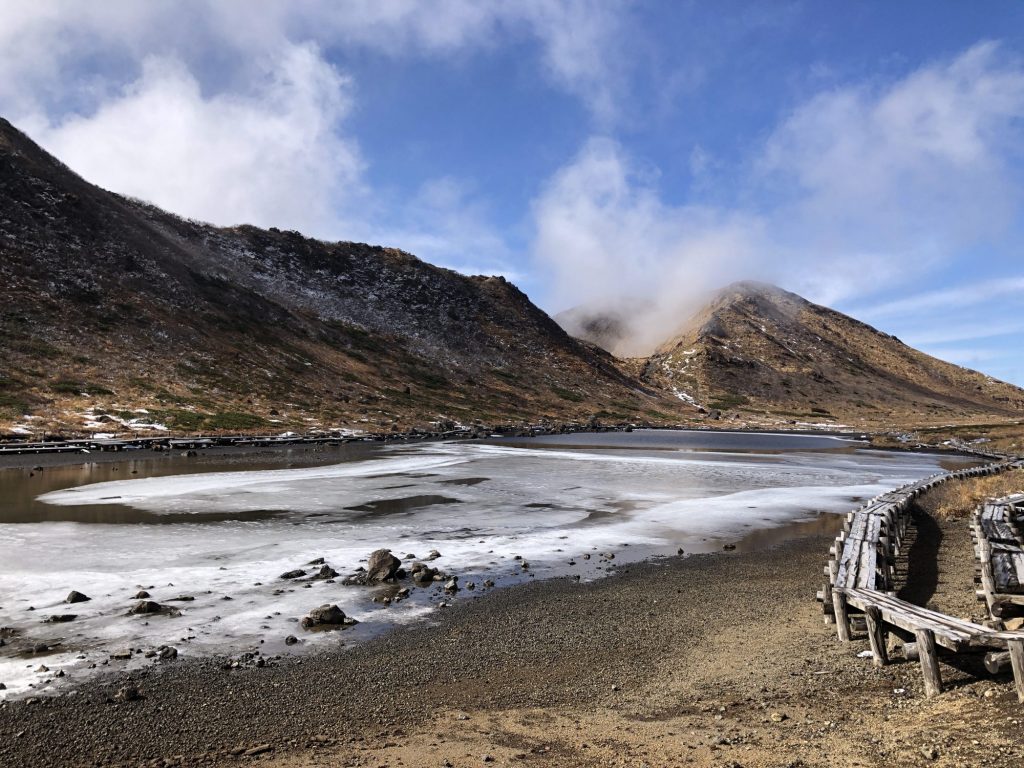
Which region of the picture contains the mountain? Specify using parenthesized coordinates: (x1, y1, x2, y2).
(638, 281, 1024, 424)
(0, 118, 677, 437)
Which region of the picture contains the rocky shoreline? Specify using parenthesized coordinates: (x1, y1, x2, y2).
(3, 512, 1023, 768)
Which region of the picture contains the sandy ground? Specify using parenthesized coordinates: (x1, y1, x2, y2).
(2, 487, 1024, 768)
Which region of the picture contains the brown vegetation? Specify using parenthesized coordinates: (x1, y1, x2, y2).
(916, 469, 1024, 521)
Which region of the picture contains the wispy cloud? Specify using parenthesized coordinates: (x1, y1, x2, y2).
(0, 0, 631, 275)
(852, 277, 1024, 318)
(898, 319, 1024, 347)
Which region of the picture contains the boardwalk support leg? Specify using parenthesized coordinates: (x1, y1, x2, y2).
(915, 628, 942, 698)
(865, 606, 888, 667)
(832, 589, 850, 642)
(1008, 638, 1024, 704)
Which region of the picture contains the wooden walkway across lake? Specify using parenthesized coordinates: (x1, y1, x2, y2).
(818, 456, 1024, 701)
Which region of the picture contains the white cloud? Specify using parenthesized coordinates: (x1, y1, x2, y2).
(0, 0, 629, 267)
(532, 137, 769, 353)
(28, 44, 362, 234)
(852, 276, 1024, 318)
(534, 43, 1024, 353)
(761, 41, 1024, 296)
(0, 1, 631, 120)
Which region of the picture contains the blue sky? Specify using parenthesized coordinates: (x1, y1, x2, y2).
(2, 1, 1024, 384)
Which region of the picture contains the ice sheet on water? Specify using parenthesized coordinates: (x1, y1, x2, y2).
(0, 435, 959, 697)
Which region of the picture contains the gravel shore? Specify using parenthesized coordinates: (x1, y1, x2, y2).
(2, 505, 1023, 768)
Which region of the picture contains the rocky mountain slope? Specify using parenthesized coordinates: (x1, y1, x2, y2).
(0, 118, 677, 438)
(638, 282, 1024, 425)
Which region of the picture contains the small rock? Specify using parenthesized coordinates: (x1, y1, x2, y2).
(65, 591, 91, 604)
(769, 712, 787, 723)
(244, 744, 273, 757)
(159, 646, 178, 660)
(426, 549, 442, 561)
(113, 684, 141, 702)
(444, 578, 459, 592)
(284, 635, 299, 646)
(306, 557, 325, 565)
(280, 569, 306, 580)
(300, 604, 358, 629)
(723, 544, 737, 551)
(313, 564, 338, 580)
(920, 746, 939, 760)
(128, 600, 167, 615)
(44, 614, 77, 623)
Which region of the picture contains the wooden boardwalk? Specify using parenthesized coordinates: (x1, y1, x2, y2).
(818, 456, 1024, 701)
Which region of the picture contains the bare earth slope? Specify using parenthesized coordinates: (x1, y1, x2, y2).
(639, 281, 1024, 425)
(0, 118, 674, 436)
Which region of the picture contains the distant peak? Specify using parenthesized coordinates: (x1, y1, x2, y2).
(715, 281, 802, 302)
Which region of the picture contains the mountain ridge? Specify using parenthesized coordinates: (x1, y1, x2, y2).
(1, 116, 1020, 438)
(637, 280, 1024, 423)
(0, 117, 676, 437)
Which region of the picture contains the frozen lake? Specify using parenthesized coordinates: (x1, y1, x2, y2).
(0, 430, 975, 696)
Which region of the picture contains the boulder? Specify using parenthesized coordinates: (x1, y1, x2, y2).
(426, 549, 442, 561)
(134, 590, 151, 599)
(65, 591, 91, 604)
(312, 564, 338, 580)
(300, 604, 358, 629)
(280, 569, 306, 580)
(367, 549, 401, 582)
(128, 600, 176, 616)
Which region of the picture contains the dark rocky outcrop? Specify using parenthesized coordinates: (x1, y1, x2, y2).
(300, 604, 358, 630)
(366, 550, 401, 582)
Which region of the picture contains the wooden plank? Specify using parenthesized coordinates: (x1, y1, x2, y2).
(856, 540, 878, 590)
(992, 552, 1024, 594)
(916, 628, 943, 697)
(981, 518, 1021, 544)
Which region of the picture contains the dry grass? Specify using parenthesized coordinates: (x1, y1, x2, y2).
(918, 468, 1024, 520)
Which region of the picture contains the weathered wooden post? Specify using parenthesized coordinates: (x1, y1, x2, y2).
(1008, 638, 1024, 704)
(914, 628, 942, 697)
(865, 606, 888, 666)
(832, 589, 851, 641)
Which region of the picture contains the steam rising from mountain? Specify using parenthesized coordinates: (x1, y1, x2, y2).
(535, 43, 1024, 358)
